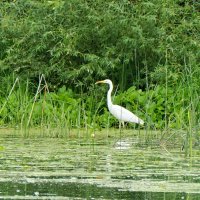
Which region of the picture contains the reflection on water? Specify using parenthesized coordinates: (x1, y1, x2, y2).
(0, 130, 200, 199)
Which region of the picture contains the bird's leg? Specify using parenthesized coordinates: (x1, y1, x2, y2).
(122, 121, 125, 128)
(119, 121, 125, 149)
(119, 121, 122, 148)
(119, 121, 125, 129)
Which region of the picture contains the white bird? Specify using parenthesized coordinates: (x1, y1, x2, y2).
(95, 79, 144, 127)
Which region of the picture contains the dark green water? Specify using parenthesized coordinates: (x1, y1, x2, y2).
(0, 131, 199, 199)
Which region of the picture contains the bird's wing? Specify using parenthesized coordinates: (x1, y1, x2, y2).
(109, 104, 144, 125)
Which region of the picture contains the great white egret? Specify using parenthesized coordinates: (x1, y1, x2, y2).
(95, 79, 144, 127)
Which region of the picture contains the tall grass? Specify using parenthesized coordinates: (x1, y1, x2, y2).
(0, 75, 100, 137)
(0, 72, 199, 156)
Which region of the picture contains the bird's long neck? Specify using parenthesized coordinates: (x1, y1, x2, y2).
(107, 82, 113, 109)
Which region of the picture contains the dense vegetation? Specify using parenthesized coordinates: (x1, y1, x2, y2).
(0, 0, 199, 138)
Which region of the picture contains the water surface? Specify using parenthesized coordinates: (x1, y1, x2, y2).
(0, 129, 199, 199)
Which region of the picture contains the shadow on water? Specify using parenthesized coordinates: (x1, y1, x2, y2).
(0, 129, 200, 199)
(1, 181, 199, 200)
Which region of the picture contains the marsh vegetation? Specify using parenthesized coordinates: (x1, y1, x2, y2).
(0, 0, 200, 199)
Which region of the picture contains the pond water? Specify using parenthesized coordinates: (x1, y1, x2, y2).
(0, 129, 199, 199)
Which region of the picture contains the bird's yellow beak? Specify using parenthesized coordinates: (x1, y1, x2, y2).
(95, 80, 105, 84)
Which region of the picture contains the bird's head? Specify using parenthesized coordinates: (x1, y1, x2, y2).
(95, 79, 112, 85)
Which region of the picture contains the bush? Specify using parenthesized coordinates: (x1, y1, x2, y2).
(0, 0, 199, 91)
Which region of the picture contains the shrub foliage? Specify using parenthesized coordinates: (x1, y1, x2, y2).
(0, 0, 199, 129)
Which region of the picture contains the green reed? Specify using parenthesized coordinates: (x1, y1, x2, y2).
(0, 72, 199, 154)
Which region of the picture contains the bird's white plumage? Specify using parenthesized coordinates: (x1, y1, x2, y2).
(95, 79, 144, 126)
(108, 104, 144, 125)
